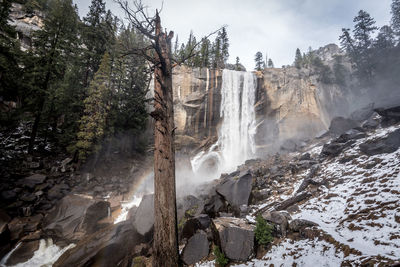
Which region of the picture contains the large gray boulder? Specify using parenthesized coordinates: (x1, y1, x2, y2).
(54, 221, 145, 267)
(20, 174, 47, 189)
(211, 217, 255, 262)
(132, 194, 154, 239)
(216, 172, 253, 213)
(262, 211, 291, 236)
(181, 231, 209, 265)
(181, 214, 211, 240)
(359, 128, 400, 156)
(43, 195, 109, 242)
(329, 117, 358, 136)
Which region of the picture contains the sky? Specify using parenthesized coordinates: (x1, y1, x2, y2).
(75, 0, 393, 70)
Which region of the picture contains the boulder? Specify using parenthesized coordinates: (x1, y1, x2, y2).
(177, 195, 204, 221)
(0, 210, 11, 259)
(359, 128, 400, 156)
(43, 194, 97, 242)
(289, 219, 319, 232)
(8, 214, 43, 241)
(262, 211, 291, 236)
(375, 105, 400, 126)
(181, 214, 211, 240)
(350, 103, 374, 122)
(181, 231, 209, 265)
(81, 201, 110, 234)
(3, 240, 40, 266)
(337, 129, 366, 142)
(47, 183, 69, 200)
(216, 172, 253, 213)
(54, 221, 145, 267)
(211, 217, 255, 262)
(203, 193, 226, 217)
(329, 117, 358, 135)
(132, 194, 154, 239)
(362, 112, 381, 129)
(21, 174, 46, 189)
(251, 189, 271, 204)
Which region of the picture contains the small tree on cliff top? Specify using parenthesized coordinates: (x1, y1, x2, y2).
(117, 1, 220, 265)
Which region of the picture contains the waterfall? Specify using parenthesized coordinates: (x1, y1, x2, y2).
(191, 69, 257, 178)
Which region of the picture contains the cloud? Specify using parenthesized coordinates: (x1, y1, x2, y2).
(74, 0, 392, 69)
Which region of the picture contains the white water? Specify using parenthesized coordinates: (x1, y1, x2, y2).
(0, 239, 75, 267)
(191, 69, 257, 177)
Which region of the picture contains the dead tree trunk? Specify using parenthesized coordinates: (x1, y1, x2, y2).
(151, 11, 179, 267)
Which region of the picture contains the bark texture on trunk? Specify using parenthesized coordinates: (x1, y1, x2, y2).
(152, 11, 179, 267)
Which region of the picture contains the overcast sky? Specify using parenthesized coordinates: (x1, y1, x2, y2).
(75, 0, 392, 70)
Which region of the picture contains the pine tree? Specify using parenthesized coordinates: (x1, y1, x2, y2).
(353, 10, 378, 50)
(267, 58, 274, 68)
(254, 51, 264, 71)
(81, 0, 115, 87)
(235, 56, 240, 70)
(391, 0, 400, 39)
(294, 48, 303, 68)
(75, 53, 112, 160)
(27, 0, 80, 153)
(199, 38, 211, 68)
(220, 27, 229, 65)
(374, 25, 395, 49)
(0, 0, 23, 106)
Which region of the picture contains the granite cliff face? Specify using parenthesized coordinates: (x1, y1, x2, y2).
(173, 47, 350, 155)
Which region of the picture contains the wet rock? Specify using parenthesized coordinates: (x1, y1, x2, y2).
(47, 183, 69, 200)
(337, 129, 366, 142)
(203, 193, 226, 217)
(0, 210, 11, 259)
(181, 214, 211, 240)
(299, 152, 311, 161)
(132, 194, 154, 239)
(359, 128, 400, 156)
(320, 140, 355, 157)
(21, 174, 47, 189)
(43, 194, 95, 242)
(181, 231, 209, 265)
(4, 240, 40, 266)
(211, 217, 255, 262)
(216, 171, 253, 213)
(81, 201, 110, 234)
(8, 214, 43, 241)
(262, 211, 291, 236)
(329, 117, 358, 135)
(289, 219, 318, 232)
(54, 221, 145, 267)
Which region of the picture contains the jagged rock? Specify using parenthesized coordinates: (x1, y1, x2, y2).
(203, 193, 226, 217)
(299, 152, 311, 160)
(375, 105, 400, 126)
(132, 194, 154, 239)
(177, 195, 204, 221)
(216, 171, 253, 213)
(329, 117, 358, 135)
(289, 219, 319, 232)
(54, 221, 145, 267)
(337, 129, 366, 142)
(362, 112, 381, 129)
(181, 231, 209, 265)
(359, 129, 400, 156)
(320, 139, 355, 157)
(20, 174, 46, 189)
(3, 240, 40, 266)
(262, 211, 291, 236)
(211, 217, 255, 261)
(181, 214, 211, 240)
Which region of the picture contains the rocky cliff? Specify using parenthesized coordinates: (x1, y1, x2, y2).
(173, 47, 350, 155)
